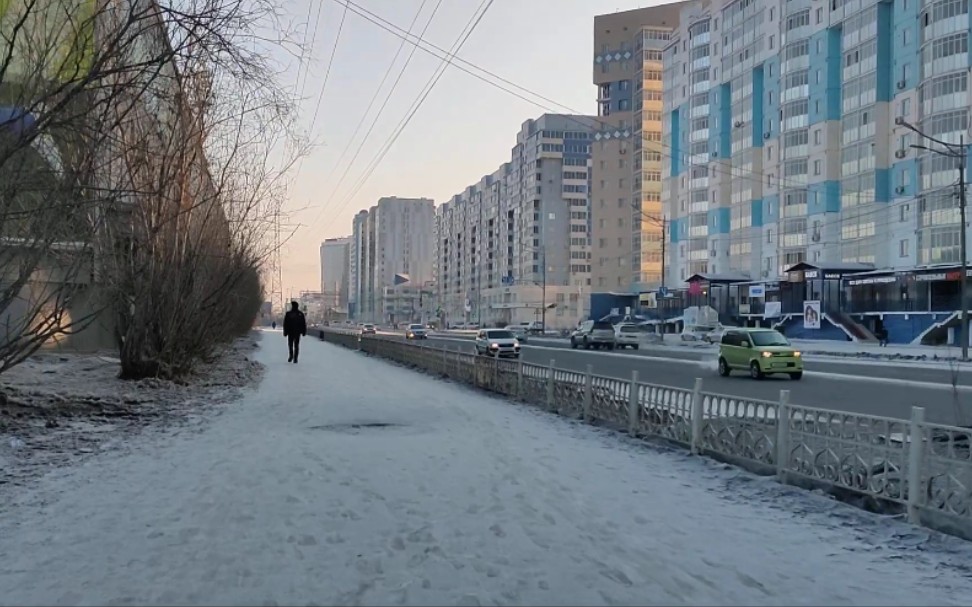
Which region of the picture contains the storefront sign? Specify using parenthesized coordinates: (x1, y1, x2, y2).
(803, 270, 819, 279)
(748, 285, 766, 298)
(847, 276, 898, 286)
(823, 272, 842, 280)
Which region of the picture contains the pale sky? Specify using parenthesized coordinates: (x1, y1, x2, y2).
(280, 0, 668, 296)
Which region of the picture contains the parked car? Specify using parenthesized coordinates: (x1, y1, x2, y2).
(718, 328, 803, 380)
(504, 324, 529, 343)
(681, 324, 717, 342)
(475, 328, 521, 358)
(614, 323, 660, 350)
(405, 323, 428, 339)
(360, 323, 377, 335)
(570, 320, 616, 350)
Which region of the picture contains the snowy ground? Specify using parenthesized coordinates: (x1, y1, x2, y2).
(0, 337, 262, 489)
(3, 337, 972, 606)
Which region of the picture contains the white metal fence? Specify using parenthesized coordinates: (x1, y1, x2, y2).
(317, 329, 972, 540)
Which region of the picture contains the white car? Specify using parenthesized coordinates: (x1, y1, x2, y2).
(681, 324, 716, 342)
(475, 328, 521, 358)
(360, 323, 377, 335)
(703, 325, 730, 344)
(614, 323, 659, 350)
(405, 323, 428, 339)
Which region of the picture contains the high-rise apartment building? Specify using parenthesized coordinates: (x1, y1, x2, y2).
(348, 197, 434, 322)
(664, 0, 972, 283)
(436, 114, 597, 329)
(591, 3, 688, 293)
(320, 237, 350, 312)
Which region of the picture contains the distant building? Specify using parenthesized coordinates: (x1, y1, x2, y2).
(349, 197, 435, 322)
(436, 114, 598, 329)
(320, 237, 350, 313)
(591, 2, 686, 293)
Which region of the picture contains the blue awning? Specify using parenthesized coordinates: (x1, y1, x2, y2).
(0, 106, 37, 138)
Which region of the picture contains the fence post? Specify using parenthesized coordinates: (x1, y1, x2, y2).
(690, 378, 704, 455)
(583, 364, 593, 422)
(441, 345, 449, 376)
(776, 390, 791, 482)
(516, 357, 524, 399)
(907, 405, 926, 525)
(628, 370, 639, 436)
(546, 359, 556, 410)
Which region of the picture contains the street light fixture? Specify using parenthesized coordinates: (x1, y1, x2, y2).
(900, 118, 968, 359)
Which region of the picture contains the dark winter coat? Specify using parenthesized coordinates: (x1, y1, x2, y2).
(283, 309, 307, 337)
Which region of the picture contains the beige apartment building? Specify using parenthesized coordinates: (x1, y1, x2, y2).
(591, 3, 688, 293)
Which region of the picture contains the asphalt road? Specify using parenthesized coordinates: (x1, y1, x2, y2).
(379, 333, 972, 425)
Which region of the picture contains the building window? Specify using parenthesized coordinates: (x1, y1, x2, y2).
(900, 239, 909, 257)
(814, 159, 821, 175)
(769, 35, 774, 50)
(814, 129, 821, 145)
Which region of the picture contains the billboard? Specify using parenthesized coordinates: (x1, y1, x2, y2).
(803, 301, 821, 330)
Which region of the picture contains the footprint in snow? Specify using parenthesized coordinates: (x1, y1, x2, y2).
(489, 523, 506, 538)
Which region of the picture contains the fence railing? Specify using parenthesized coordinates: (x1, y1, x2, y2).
(317, 328, 972, 540)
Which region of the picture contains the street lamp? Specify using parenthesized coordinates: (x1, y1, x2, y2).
(900, 118, 968, 359)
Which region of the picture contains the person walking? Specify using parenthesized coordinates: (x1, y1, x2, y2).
(283, 301, 307, 363)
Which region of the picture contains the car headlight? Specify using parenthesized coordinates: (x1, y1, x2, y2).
(793, 351, 801, 357)
(490, 343, 499, 349)
(761, 351, 772, 358)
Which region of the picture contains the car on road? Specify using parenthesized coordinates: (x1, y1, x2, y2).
(681, 324, 717, 342)
(505, 324, 529, 343)
(570, 320, 616, 350)
(405, 323, 428, 339)
(703, 325, 730, 344)
(360, 323, 377, 335)
(718, 328, 803, 380)
(614, 323, 660, 350)
(475, 328, 521, 358)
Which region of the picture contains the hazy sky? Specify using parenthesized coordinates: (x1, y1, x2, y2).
(280, 0, 667, 296)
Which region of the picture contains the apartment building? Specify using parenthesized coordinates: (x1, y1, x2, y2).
(348, 198, 434, 322)
(320, 237, 350, 313)
(661, 0, 972, 343)
(436, 114, 597, 329)
(592, 3, 688, 293)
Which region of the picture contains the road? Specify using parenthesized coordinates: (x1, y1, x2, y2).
(387, 333, 972, 425)
(5, 336, 971, 605)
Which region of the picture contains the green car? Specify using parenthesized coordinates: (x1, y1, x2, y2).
(717, 328, 803, 380)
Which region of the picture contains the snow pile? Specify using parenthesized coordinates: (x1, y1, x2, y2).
(2, 338, 972, 605)
(0, 335, 263, 489)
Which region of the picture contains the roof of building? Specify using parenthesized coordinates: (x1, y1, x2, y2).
(684, 272, 752, 284)
(783, 262, 874, 274)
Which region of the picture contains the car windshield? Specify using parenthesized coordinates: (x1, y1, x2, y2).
(364, 324, 374, 329)
(486, 330, 514, 339)
(593, 322, 614, 330)
(620, 325, 647, 333)
(408, 325, 423, 330)
(750, 330, 790, 347)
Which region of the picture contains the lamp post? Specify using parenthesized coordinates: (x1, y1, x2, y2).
(900, 119, 968, 359)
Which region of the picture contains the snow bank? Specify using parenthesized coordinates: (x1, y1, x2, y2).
(2, 338, 972, 605)
(0, 336, 262, 489)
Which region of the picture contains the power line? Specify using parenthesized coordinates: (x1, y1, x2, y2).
(308, 0, 350, 133)
(316, 0, 851, 215)
(307, 0, 442, 232)
(315, 0, 494, 228)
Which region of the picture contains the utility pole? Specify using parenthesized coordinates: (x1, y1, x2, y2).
(541, 246, 547, 333)
(903, 120, 969, 359)
(660, 217, 667, 290)
(960, 134, 968, 360)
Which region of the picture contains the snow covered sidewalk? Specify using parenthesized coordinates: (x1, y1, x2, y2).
(3, 339, 972, 606)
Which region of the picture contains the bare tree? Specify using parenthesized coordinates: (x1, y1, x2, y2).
(93, 0, 299, 379)
(0, 0, 299, 378)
